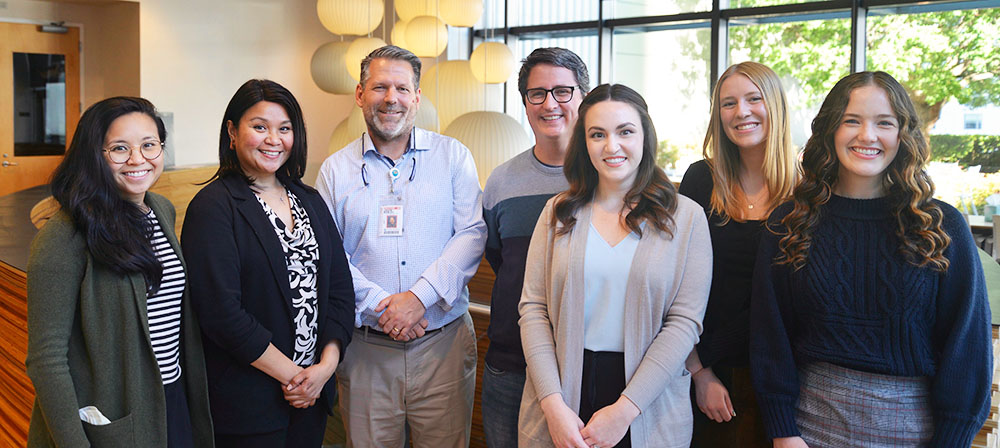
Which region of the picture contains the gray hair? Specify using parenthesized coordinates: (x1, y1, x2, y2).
(517, 47, 590, 100)
(359, 45, 422, 88)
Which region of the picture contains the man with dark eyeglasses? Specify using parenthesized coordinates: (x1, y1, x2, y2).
(481, 47, 590, 448)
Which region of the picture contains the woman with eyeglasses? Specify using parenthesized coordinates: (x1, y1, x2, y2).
(518, 84, 712, 448)
(26, 97, 214, 447)
(679, 61, 797, 447)
(181, 79, 355, 447)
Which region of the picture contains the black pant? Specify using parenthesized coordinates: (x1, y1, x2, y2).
(165, 378, 195, 448)
(579, 350, 631, 448)
(214, 403, 328, 448)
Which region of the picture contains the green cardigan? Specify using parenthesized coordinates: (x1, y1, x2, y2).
(25, 192, 214, 447)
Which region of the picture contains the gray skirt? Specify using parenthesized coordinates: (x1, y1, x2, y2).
(797, 362, 934, 448)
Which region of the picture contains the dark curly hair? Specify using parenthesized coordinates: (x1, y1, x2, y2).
(776, 71, 950, 272)
(553, 83, 677, 238)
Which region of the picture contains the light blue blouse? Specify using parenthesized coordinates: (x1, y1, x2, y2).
(583, 222, 641, 352)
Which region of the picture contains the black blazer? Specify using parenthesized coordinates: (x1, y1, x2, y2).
(181, 173, 354, 435)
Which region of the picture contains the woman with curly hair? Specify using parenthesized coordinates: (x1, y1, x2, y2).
(518, 84, 712, 448)
(679, 61, 797, 447)
(750, 71, 992, 447)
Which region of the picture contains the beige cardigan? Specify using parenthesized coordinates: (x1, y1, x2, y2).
(518, 195, 712, 448)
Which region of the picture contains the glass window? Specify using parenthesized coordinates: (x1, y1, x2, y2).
(510, 0, 598, 27)
(729, 16, 851, 148)
(13, 53, 66, 156)
(730, 0, 826, 8)
(608, 0, 712, 19)
(965, 114, 983, 130)
(611, 26, 711, 179)
(868, 7, 1000, 212)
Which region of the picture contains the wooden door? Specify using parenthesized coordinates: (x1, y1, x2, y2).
(0, 22, 80, 197)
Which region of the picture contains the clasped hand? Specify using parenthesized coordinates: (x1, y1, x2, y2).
(541, 394, 638, 448)
(375, 291, 428, 341)
(282, 360, 336, 409)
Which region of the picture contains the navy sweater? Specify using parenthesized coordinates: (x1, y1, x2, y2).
(482, 148, 568, 372)
(750, 195, 992, 446)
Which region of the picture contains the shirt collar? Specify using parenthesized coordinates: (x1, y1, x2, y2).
(360, 127, 431, 159)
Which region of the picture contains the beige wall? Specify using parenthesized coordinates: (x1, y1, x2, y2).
(3, 0, 357, 184)
(136, 0, 355, 183)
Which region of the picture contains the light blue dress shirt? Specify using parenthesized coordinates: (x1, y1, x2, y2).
(316, 127, 487, 331)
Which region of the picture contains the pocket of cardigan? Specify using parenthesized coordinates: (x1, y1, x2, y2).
(82, 412, 136, 447)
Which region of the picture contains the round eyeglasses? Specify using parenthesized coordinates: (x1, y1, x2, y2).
(524, 85, 580, 105)
(103, 140, 164, 164)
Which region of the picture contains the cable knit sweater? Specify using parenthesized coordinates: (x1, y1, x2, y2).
(750, 195, 992, 447)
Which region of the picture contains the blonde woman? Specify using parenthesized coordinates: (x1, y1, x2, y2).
(679, 61, 797, 447)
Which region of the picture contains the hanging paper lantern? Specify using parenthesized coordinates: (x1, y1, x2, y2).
(317, 0, 384, 36)
(405, 15, 448, 58)
(328, 108, 372, 155)
(311, 41, 356, 94)
(328, 99, 441, 154)
(395, 0, 439, 22)
(345, 37, 388, 82)
(439, 0, 483, 27)
(420, 60, 494, 130)
(391, 20, 410, 49)
(444, 111, 531, 186)
(469, 42, 516, 84)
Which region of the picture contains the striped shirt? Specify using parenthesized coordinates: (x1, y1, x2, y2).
(145, 209, 184, 385)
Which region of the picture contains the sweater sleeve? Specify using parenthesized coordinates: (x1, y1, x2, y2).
(928, 205, 993, 446)
(24, 215, 91, 447)
(519, 200, 563, 401)
(622, 201, 713, 411)
(749, 208, 802, 439)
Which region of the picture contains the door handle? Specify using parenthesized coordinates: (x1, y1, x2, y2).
(2, 161, 18, 167)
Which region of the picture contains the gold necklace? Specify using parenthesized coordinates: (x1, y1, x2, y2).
(739, 179, 768, 210)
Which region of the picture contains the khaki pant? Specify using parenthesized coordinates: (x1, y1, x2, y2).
(338, 312, 477, 448)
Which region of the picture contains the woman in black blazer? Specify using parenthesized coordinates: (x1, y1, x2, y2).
(181, 79, 354, 448)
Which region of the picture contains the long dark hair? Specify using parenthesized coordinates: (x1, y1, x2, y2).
(554, 83, 678, 238)
(776, 71, 950, 272)
(50, 96, 167, 291)
(208, 79, 308, 187)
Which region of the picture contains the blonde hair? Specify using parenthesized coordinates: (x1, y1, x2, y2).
(703, 61, 798, 222)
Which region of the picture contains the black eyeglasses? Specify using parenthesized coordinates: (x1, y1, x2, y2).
(524, 86, 580, 105)
(103, 140, 164, 164)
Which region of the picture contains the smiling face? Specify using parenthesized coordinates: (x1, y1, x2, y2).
(833, 84, 900, 198)
(228, 100, 293, 182)
(585, 100, 644, 191)
(524, 64, 582, 145)
(103, 112, 164, 205)
(719, 73, 769, 152)
(357, 58, 420, 146)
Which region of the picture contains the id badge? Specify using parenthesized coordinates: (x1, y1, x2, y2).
(379, 195, 403, 237)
